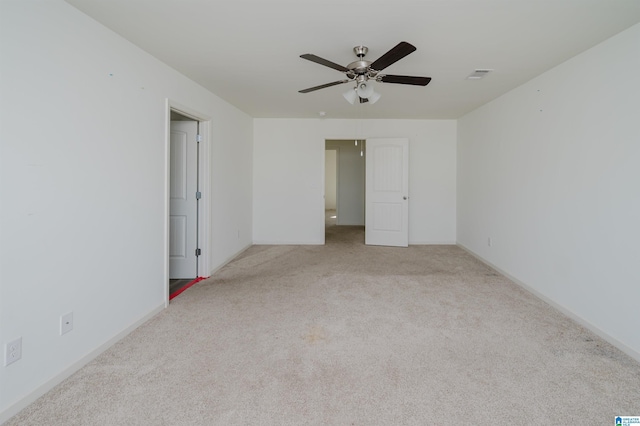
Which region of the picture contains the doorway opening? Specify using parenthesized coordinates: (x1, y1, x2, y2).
(165, 101, 211, 303)
(324, 139, 365, 244)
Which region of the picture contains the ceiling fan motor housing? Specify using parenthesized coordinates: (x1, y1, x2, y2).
(348, 60, 372, 76)
(349, 46, 376, 79)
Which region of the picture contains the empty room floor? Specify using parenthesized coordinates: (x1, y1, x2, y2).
(8, 226, 640, 425)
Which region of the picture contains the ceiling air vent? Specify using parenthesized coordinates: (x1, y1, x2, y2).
(466, 69, 493, 80)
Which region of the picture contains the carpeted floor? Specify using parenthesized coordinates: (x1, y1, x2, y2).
(6, 219, 640, 425)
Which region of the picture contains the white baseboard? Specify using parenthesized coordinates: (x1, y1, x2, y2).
(207, 243, 254, 276)
(251, 240, 324, 245)
(0, 303, 165, 425)
(457, 243, 640, 364)
(408, 241, 457, 245)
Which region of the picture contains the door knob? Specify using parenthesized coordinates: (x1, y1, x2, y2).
(403, 196, 408, 200)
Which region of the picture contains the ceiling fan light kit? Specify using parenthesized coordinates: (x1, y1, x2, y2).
(299, 41, 431, 105)
(368, 90, 382, 104)
(343, 88, 358, 104)
(356, 80, 374, 98)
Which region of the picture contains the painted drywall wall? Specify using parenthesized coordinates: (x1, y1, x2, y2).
(457, 23, 640, 359)
(326, 140, 365, 226)
(253, 119, 456, 244)
(324, 149, 337, 210)
(0, 1, 253, 420)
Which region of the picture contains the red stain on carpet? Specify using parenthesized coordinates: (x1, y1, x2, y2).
(169, 276, 207, 300)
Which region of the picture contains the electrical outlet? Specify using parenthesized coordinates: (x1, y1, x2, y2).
(5, 337, 22, 366)
(60, 312, 73, 335)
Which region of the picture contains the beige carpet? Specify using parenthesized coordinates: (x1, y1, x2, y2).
(7, 224, 640, 425)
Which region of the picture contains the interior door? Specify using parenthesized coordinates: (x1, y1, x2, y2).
(169, 120, 198, 278)
(365, 138, 409, 247)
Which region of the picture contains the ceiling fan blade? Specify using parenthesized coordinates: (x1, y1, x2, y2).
(379, 75, 432, 86)
(370, 42, 416, 71)
(298, 80, 350, 93)
(300, 54, 350, 72)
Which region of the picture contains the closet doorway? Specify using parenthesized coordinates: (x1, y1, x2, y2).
(165, 101, 211, 303)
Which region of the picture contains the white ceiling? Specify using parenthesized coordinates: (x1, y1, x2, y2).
(65, 0, 640, 119)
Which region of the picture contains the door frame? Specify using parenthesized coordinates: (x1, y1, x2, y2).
(164, 99, 211, 305)
(320, 136, 409, 245)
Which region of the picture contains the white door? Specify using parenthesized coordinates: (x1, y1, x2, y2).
(170, 121, 198, 278)
(365, 138, 409, 247)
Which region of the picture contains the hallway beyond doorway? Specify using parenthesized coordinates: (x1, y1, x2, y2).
(325, 209, 364, 245)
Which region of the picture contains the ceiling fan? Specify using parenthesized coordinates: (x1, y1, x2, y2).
(298, 41, 431, 104)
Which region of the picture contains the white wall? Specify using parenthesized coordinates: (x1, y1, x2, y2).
(253, 119, 456, 244)
(457, 23, 640, 360)
(0, 1, 253, 421)
(324, 149, 337, 210)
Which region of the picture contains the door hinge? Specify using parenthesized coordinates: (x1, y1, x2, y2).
(196, 134, 202, 143)
(196, 191, 202, 200)
(195, 248, 201, 257)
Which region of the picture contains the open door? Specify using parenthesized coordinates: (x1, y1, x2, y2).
(169, 120, 198, 278)
(365, 138, 409, 247)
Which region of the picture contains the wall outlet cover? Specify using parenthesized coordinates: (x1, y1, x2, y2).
(5, 337, 22, 366)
